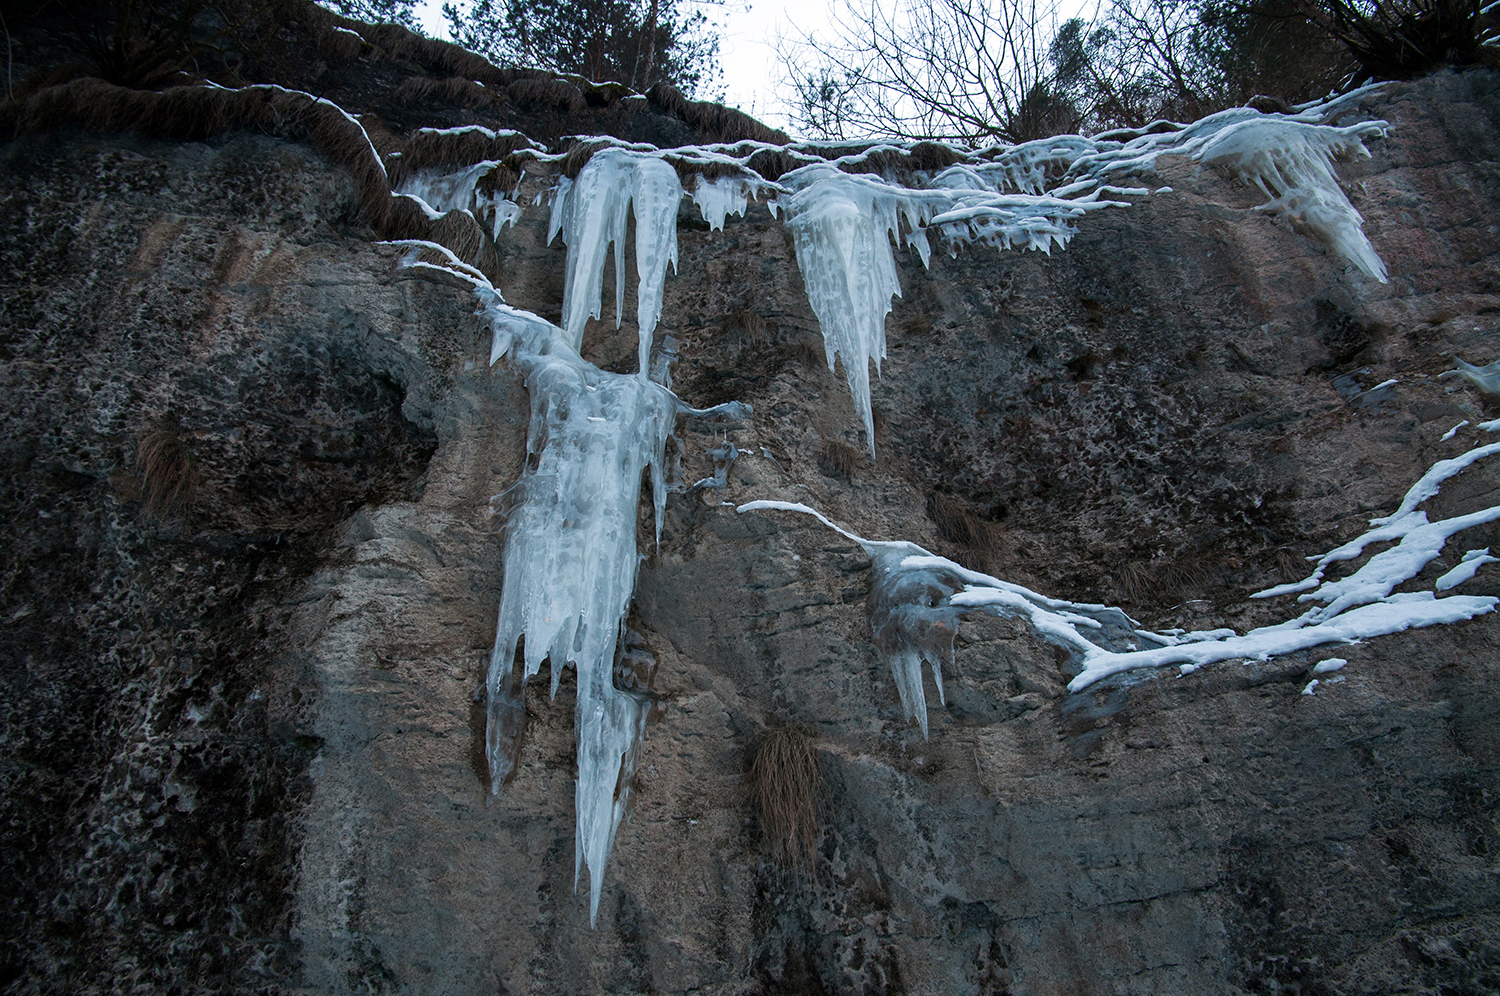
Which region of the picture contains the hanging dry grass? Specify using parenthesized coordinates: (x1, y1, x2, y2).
(390, 122, 533, 187)
(818, 439, 860, 481)
(647, 81, 790, 145)
(927, 492, 1004, 565)
(507, 77, 585, 114)
(747, 725, 820, 868)
(0, 76, 505, 279)
(137, 414, 198, 519)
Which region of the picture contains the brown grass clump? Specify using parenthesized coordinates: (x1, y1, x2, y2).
(745, 147, 801, 182)
(475, 159, 522, 199)
(906, 141, 964, 172)
(391, 122, 532, 187)
(137, 414, 198, 519)
(747, 725, 820, 868)
(646, 81, 790, 145)
(561, 138, 612, 178)
(818, 439, 860, 481)
(927, 492, 1003, 565)
(312, 20, 365, 62)
(355, 21, 510, 87)
(720, 310, 768, 346)
(507, 77, 585, 114)
(0, 77, 505, 279)
(391, 75, 504, 123)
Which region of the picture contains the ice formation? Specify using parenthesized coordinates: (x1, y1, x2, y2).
(548, 148, 685, 372)
(391, 240, 741, 927)
(778, 165, 938, 455)
(372, 81, 1408, 922)
(1443, 357, 1500, 394)
(397, 160, 524, 239)
(739, 438, 1500, 725)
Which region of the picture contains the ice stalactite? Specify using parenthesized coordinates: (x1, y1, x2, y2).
(759, 91, 1386, 452)
(1443, 357, 1500, 394)
(735, 501, 1146, 736)
(486, 325, 677, 925)
(397, 160, 524, 239)
(392, 240, 746, 927)
(778, 163, 941, 457)
(739, 441, 1500, 728)
(1078, 85, 1391, 281)
(548, 148, 684, 373)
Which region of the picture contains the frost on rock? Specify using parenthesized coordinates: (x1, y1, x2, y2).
(738, 439, 1500, 726)
(548, 148, 684, 372)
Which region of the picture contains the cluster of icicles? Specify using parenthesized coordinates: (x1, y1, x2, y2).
(383, 82, 1495, 925)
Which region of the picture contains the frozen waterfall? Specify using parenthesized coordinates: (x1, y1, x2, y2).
(380, 81, 1412, 926)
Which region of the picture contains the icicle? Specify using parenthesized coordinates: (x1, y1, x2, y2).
(780, 164, 939, 457)
(485, 344, 678, 925)
(692, 175, 757, 231)
(549, 148, 683, 373)
(1193, 118, 1390, 281)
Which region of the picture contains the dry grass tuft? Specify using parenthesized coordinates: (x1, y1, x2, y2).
(391, 75, 504, 123)
(1275, 547, 1309, 581)
(1114, 561, 1156, 605)
(907, 141, 964, 172)
(1114, 557, 1213, 605)
(392, 123, 532, 187)
(747, 725, 820, 868)
(647, 81, 790, 145)
(745, 147, 800, 182)
(719, 310, 768, 346)
(475, 159, 522, 199)
(137, 414, 198, 519)
(507, 77, 585, 114)
(561, 138, 611, 178)
(312, 21, 365, 62)
(818, 439, 860, 481)
(927, 492, 1004, 565)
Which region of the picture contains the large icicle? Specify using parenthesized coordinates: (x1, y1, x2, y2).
(548, 148, 684, 372)
(779, 163, 938, 457)
(392, 238, 682, 927)
(488, 343, 677, 926)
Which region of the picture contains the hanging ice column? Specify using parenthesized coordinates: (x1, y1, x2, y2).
(549, 147, 684, 372)
(487, 332, 679, 924)
(390, 237, 686, 926)
(780, 163, 939, 457)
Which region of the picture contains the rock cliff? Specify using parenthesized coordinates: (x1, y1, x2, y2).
(2, 23, 1499, 995)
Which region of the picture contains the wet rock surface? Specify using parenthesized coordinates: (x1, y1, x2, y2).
(2, 71, 1500, 995)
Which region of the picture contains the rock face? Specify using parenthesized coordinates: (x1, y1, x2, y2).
(3, 69, 1500, 996)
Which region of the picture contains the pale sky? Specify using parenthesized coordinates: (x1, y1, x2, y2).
(416, 0, 829, 133)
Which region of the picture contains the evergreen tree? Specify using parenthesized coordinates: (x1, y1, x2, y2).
(444, 0, 721, 95)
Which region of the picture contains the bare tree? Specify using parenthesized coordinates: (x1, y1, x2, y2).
(778, 0, 1070, 143)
